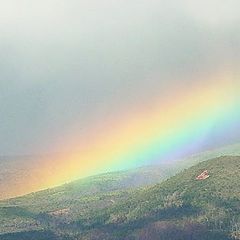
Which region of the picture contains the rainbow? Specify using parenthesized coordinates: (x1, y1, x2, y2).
(6, 69, 240, 198)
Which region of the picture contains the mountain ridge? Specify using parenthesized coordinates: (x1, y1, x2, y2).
(1, 142, 240, 200)
(0, 155, 239, 239)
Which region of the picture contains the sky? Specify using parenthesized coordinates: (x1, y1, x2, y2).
(0, 0, 240, 197)
(0, 0, 239, 156)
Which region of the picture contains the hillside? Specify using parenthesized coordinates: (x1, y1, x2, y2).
(99, 155, 240, 239)
(0, 154, 177, 200)
(1, 142, 240, 200)
(64, 155, 240, 240)
(0, 155, 239, 239)
(0, 165, 174, 236)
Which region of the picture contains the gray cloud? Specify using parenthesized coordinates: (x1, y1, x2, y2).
(0, 0, 239, 154)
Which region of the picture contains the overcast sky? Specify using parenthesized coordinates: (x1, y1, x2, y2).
(0, 0, 240, 155)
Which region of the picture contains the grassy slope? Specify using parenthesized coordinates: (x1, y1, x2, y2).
(0, 155, 239, 239)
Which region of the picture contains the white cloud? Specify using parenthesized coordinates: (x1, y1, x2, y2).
(182, 0, 240, 27)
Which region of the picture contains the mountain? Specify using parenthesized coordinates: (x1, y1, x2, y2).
(90, 155, 239, 240)
(1, 142, 240, 200)
(0, 153, 180, 200)
(0, 155, 239, 239)
(0, 164, 174, 236)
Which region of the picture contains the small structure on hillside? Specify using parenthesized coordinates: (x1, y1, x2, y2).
(196, 170, 209, 180)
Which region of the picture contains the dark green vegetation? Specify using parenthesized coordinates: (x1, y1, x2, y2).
(0, 156, 239, 239)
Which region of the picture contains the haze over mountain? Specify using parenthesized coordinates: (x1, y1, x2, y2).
(0, 0, 240, 195)
(1, 143, 240, 200)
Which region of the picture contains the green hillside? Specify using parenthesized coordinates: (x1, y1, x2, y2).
(63, 155, 239, 240)
(0, 165, 173, 236)
(0, 155, 239, 239)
